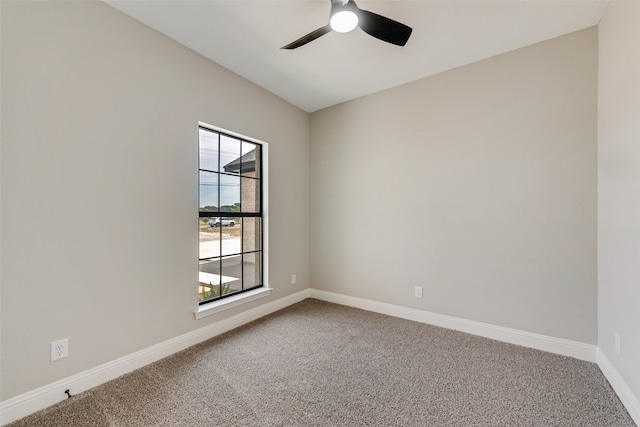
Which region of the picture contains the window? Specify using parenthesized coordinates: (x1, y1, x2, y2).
(198, 126, 263, 304)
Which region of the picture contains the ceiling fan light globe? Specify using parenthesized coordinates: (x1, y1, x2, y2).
(330, 10, 358, 33)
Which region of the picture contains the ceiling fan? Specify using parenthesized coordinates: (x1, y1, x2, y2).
(281, 0, 412, 49)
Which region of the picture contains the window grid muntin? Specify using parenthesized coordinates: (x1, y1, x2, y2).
(198, 126, 263, 304)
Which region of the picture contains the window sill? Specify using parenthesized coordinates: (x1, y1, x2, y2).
(194, 287, 272, 319)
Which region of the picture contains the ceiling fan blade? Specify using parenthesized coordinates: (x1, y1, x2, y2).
(357, 9, 412, 46)
(281, 25, 332, 49)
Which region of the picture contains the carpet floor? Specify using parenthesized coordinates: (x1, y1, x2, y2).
(7, 299, 635, 426)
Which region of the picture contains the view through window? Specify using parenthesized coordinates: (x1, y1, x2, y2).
(198, 126, 263, 303)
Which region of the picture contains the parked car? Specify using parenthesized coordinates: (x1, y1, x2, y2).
(209, 217, 235, 227)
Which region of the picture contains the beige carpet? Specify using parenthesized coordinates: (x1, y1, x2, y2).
(7, 299, 635, 426)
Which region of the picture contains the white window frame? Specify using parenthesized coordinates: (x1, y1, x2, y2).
(195, 122, 270, 319)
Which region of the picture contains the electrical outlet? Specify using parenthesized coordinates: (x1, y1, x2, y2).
(291, 274, 297, 285)
(51, 338, 68, 362)
(414, 286, 423, 298)
(615, 332, 621, 355)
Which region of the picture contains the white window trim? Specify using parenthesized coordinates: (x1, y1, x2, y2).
(195, 122, 270, 319)
(195, 287, 272, 319)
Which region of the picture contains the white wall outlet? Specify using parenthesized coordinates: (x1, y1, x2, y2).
(51, 338, 68, 362)
(291, 274, 297, 285)
(414, 286, 423, 298)
(615, 332, 621, 354)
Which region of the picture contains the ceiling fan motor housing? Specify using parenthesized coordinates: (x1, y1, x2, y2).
(330, 0, 358, 17)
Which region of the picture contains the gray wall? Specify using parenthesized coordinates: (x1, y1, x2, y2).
(310, 27, 598, 344)
(0, 1, 310, 400)
(598, 0, 640, 401)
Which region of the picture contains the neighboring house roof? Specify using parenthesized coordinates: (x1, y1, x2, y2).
(223, 149, 256, 174)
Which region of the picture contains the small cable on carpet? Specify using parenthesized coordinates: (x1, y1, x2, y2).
(65, 389, 72, 399)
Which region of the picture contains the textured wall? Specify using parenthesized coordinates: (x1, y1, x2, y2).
(598, 0, 640, 404)
(0, 0, 309, 400)
(310, 28, 598, 344)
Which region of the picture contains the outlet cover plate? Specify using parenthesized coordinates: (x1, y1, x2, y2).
(51, 338, 69, 361)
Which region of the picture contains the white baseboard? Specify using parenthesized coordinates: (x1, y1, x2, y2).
(0, 289, 311, 426)
(309, 289, 597, 362)
(6, 289, 634, 427)
(597, 348, 640, 425)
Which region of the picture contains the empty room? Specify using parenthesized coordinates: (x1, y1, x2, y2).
(1, 0, 638, 425)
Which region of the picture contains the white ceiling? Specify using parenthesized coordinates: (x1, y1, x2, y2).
(104, 0, 608, 113)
